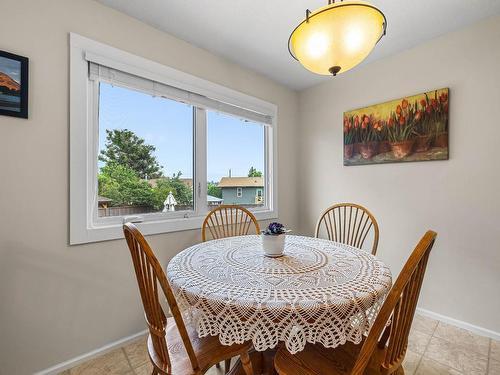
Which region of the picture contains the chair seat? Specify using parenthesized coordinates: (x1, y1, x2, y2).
(274, 341, 394, 375)
(149, 317, 251, 374)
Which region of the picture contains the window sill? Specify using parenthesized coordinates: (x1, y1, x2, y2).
(70, 209, 277, 245)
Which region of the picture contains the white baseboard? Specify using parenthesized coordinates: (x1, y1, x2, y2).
(34, 329, 148, 375)
(417, 307, 500, 341)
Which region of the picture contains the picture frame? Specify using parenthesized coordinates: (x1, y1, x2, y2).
(0, 50, 29, 118)
(343, 88, 449, 166)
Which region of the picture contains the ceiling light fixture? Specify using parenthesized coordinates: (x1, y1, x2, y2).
(289, 0, 387, 76)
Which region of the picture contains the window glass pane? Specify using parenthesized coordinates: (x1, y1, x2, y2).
(97, 82, 193, 217)
(207, 110, 265, 211)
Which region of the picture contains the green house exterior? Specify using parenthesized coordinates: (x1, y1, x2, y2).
(218, 177, 264, 207)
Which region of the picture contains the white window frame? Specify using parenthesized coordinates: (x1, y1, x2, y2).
(236, 187, 243, 198)
(70, 33, 278, 244)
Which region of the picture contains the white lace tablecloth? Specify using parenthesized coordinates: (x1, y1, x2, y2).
(166, 235, 392, 354)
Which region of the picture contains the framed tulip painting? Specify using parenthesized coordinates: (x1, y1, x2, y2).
(343, 88, 449, 166)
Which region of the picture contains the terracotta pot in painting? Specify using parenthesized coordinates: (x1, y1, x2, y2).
(378, 140, 392, 154)
(434, 132, 448, 148)
(353, 142, 361, 155)
(359, 142, 378, 160)
(390, 139, 415, 159)
(344, 144, 354, 159)
(415, 135, 432, 152)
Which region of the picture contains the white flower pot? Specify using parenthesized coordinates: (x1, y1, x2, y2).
(261, 234, 286, 257)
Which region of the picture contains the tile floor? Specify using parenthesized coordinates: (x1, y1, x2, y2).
(59, 314, 500, 374)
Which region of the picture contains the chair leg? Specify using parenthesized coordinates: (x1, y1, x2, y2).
(151, 369, 159, 375)
(224, 358, 231, 373)
(240, 351, 254, 375)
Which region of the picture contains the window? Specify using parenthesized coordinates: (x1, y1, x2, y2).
(70, 34, 277, 244)
(207, 110, 265, 208)
(98, 83, 194, 218)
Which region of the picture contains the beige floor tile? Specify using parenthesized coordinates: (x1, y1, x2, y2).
(433, 322, 490, 356)
(133, 362, 225, 375)
(408, 329, 432, 354)
(489, 359, 500, 375)
(491, 340, 500, 363)
(424, 336, 487, 375)
(403, 350, 421, 375)
(133, 361, 153, 375)
(412, 314, 439, 335)
(123, 336, 149, 368)
(69, 348, 132, 375)
(205, 365, 225, 375)
(415, 357, 463, 374)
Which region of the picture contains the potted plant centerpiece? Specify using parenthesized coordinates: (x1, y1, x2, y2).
(261, 222, 290, 257)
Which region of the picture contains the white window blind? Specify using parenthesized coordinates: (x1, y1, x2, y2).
(88, 61, 273, 126)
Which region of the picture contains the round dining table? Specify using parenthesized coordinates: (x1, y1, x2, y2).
(167, 234, 392, 370)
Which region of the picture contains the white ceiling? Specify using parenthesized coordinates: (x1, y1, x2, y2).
(98, 0, 500, 90)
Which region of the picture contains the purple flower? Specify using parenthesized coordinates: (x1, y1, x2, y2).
(264, 222, 286, 235)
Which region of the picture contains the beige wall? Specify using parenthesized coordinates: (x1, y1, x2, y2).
(0, 1, 299, 374)
(2, 0, 499, 373)
(298, 16, 500, 334)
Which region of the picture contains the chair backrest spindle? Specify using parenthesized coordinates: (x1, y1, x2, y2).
(202, 204, 260, 242)
(315, 203, 379, 255)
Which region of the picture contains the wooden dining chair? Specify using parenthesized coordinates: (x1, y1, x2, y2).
(274, 230, 437, 375)
(123, 223, 254, 375)
(315, 203, 379, 255)
(202, 204, 260, 242)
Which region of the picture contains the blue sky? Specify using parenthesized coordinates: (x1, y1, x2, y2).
(98, 83, 264, 182)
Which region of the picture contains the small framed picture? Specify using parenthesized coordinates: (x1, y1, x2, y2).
(0, 50, 29, 118)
